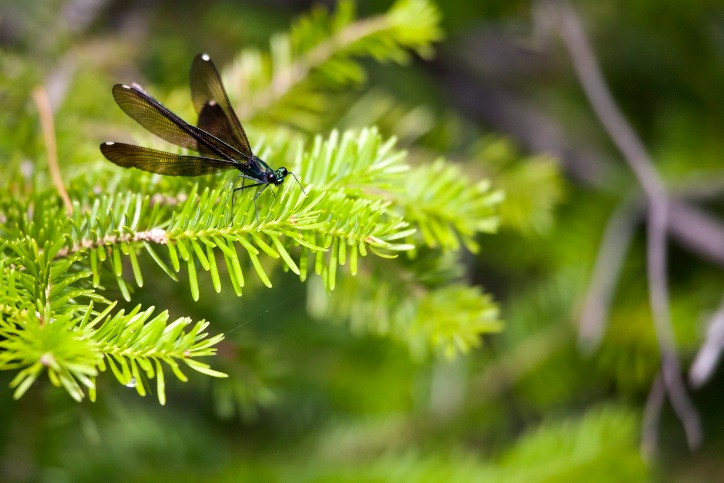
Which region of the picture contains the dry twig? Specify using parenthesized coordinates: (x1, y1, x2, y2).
(32, 85, 73, 214)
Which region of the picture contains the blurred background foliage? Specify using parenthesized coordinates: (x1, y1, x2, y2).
(1, 0, 723, 481)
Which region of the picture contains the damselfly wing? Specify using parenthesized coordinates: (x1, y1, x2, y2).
(100, 54, 300, 217)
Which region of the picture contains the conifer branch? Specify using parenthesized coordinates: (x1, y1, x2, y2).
(309, 253, 501, 359)
(222, 0, 442, 127)
(0, 0, 501, 403)
(0, 209, 227, 402)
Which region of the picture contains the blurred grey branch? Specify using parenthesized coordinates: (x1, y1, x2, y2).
(542, 0, 703, 451)
(641, 372, 666, 460)
(689, 297, 724, 388)
(578, 198, 639, 351)
(433, 0, 722, 452)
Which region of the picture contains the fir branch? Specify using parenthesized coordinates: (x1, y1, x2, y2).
(91, 304, 226, 405)
(0, 204, 227, 402)
(0, 310, 100, 401)
(309, 252, 501, 359)
(0, 245, 101, 402)
(0, 299, 227, 403)
(0, 0, 498, 402)
(222, 0, 442, 126)
(31, 125, 497, 365)
(395, 159, 503, 253)
(1, 115, 501, 400)
(477, 138, 565, 237)
(62, 128, 419, 300)
(298, 195, 414, 290)
(299, 127, 408, 193)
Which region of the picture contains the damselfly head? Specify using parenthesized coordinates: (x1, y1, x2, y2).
(272, 167, 288, 186)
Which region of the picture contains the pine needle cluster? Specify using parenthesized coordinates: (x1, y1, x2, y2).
(0, 0, 501, 404)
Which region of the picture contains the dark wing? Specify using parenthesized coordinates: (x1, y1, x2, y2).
(197, 102, 234, 147)
(100, 142, 238, 176)
(111, 83, 245, 163)
(190, 54, 253, 157)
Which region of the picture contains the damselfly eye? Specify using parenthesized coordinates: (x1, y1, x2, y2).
(273, 167, 288, 185)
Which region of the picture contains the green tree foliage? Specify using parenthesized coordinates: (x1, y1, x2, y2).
(0, 0, 500, 407)
(7, 0, 721, 480)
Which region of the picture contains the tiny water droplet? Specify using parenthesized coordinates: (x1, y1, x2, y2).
(126, 377, 136, 388)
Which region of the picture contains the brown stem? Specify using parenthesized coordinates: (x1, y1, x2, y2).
(32, 86, 73, 214)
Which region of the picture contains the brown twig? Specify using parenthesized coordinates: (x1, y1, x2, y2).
(53, 228, 168, 260)
(546, 0, 702, 450)
(31, 85, 73, 215)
